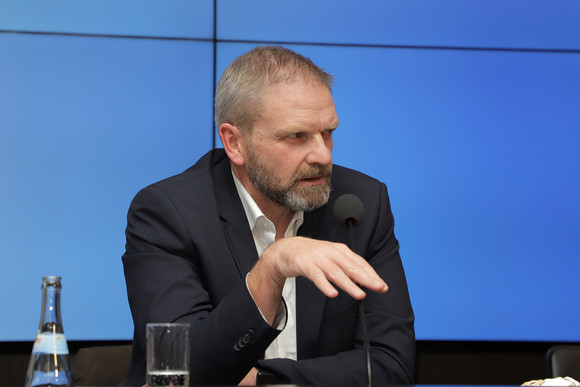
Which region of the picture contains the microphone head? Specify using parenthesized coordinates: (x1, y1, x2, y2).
(333, 194, 365, 229)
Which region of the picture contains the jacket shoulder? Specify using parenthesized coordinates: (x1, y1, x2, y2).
(147, 148, 227, 190)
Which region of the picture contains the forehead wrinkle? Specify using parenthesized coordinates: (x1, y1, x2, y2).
(254, 80, 337, 135)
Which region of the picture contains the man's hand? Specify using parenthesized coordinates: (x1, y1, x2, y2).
(238, 367, 258, 386)
(247, 236, 388, 325)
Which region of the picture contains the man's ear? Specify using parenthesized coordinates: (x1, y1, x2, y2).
(219, 123, 246, 166)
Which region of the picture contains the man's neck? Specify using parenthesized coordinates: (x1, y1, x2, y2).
(267, 207, 295, 241)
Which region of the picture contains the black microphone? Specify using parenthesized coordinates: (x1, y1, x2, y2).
(333, 194, 372, 387)
(334, 193, 365, 230)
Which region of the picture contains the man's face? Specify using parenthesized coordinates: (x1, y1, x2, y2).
(242, 80, 339, 212)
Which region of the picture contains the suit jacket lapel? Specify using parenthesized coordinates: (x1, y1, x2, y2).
(296, 208, 337, 359)
(212, 150, 259, 278)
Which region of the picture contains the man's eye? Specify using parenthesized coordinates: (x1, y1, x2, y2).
(288, 132, 304, 139)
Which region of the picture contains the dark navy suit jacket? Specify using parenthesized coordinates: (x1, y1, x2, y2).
(122, 148, 415, 385)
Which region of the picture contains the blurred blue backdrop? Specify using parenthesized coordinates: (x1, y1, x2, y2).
(1, 0, 578, 342)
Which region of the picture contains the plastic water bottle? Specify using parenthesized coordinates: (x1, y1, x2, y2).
(25, 276, 74, 387)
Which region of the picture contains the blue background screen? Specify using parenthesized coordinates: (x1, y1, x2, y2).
(1, 0, 578, 342)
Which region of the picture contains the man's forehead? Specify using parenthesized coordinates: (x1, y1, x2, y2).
(262, 81, 335, 108)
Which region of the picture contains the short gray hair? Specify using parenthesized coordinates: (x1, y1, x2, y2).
(214, 46, 334, 132)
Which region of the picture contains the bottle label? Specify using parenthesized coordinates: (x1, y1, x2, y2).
(32, 332, 69, 355)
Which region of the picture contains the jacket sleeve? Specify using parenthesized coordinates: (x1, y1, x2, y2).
(122, 184, 280, 386)
(257, 181, 416, 385)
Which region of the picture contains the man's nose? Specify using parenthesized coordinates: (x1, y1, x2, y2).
(306, 133, 332, 165)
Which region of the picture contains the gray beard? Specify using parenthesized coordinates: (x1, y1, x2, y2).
(245, 148, 332, 212)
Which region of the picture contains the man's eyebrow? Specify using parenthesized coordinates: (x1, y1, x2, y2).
(274, 125, 309, 135)
(273, 119, 339, 136)
(327, 120, 340, 130)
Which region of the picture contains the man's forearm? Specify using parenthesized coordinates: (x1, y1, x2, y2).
(246, 251, 285, 326)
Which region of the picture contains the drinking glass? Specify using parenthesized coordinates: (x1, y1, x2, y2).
(146, 323, 190, 386)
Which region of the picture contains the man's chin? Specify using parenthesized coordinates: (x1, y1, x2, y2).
(285, 185, 331, 212)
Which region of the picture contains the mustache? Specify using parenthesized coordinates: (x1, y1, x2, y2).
(293, 164, 333, 181)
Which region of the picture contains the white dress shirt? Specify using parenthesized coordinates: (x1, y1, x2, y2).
(232, 171, 303, 361)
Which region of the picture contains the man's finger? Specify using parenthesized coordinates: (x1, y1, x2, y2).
(328, 245, 389, 294)
(323, 264, 367, 300)
(306, 267, 340, 298)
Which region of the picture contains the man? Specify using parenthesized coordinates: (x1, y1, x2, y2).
(122, 46, 415, 386)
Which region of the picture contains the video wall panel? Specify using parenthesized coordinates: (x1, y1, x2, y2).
(216, 0, 580, 50)
(0, 0, 213, 38)
(0, 33, 214, 340)
(1, 1, 579, 343)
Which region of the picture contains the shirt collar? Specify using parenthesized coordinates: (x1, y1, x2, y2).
(232, 169, 304, 234)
